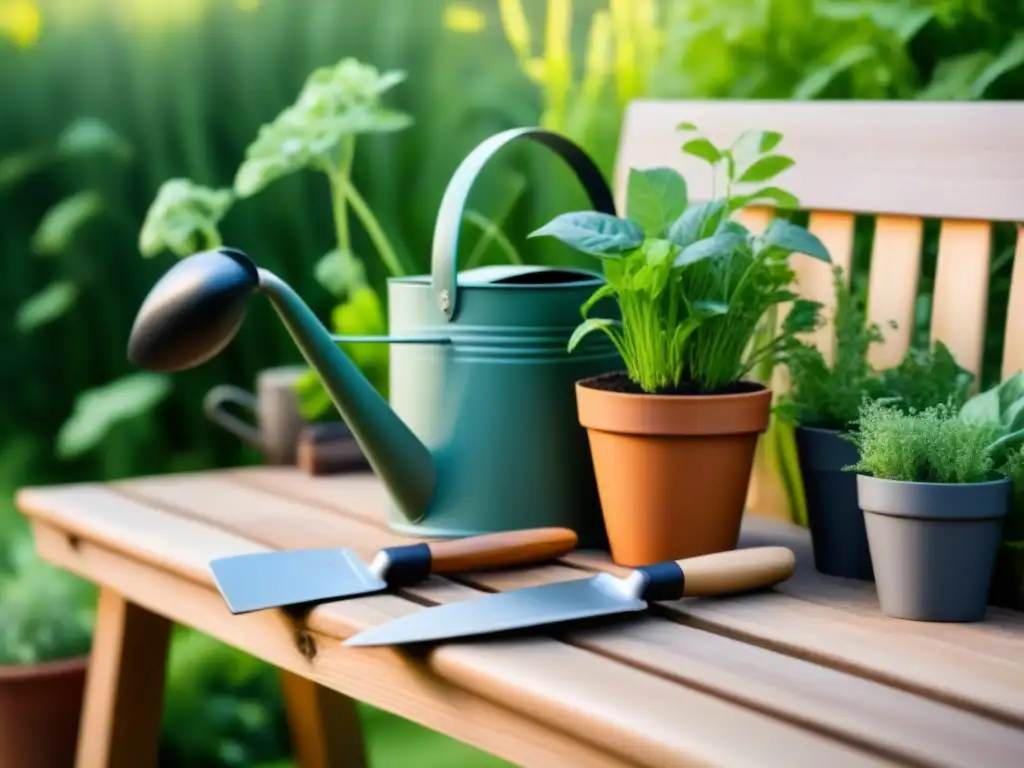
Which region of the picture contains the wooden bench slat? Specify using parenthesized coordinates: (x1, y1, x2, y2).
(929, 220, 993, 383)
(1001, 225, 1024, 380)
(615, 100, 1024, 221)
(800, 212, 856, 363)
(865, 216, 924, 370)
(17, 486, 885, 768)
(227, 467, 1024, 726)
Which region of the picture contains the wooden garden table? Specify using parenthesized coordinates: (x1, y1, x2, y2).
(15, 466, 1024, 767)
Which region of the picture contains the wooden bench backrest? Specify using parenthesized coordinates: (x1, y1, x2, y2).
(613, 100, 1024, 383)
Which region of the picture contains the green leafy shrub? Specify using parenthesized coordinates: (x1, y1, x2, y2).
(778, 265, 883, 430)
(0, 541, 95, 666)
(845, 400, 1002, 484)
(531, 123, 828, 394)
(778, 265, 975, 430)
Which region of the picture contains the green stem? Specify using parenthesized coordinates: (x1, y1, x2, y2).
(333, 173, 407, 277)
(330, 137, 356, 254)
(463, 210, 524, 267)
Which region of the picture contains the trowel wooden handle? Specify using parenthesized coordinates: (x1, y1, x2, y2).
(428, 528, 578, 574)
(678, 547, 795, 597)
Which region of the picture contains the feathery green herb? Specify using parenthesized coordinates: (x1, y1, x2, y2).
(532, 123, 829, 394)
(845, 400, 1002, 484)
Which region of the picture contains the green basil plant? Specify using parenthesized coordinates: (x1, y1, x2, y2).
(531, 123, 830, 394)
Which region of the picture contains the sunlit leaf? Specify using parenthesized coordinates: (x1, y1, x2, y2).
(32, 191, 104, 255)
(15, 281, 78, 332)
(674, 232, 743, 268)
(667, 199, 727, 247)
(681, 137, 722, 164)
(792, 45, 876, 100)
(314, 248, 367, 298)
(529, 212, 644, 256)
(568, 317, 621, 352)
(762, 219, 831, 262)
(56, 117, 132, 161)
(625, 167, 688, 237)
(56, 373, 172, 459)
(139, 179, 232, 258)
(737, 154, 795, 183)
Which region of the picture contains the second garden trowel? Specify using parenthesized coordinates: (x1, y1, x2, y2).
(210, 527, 578, 614)
(343, 546, 796, 646)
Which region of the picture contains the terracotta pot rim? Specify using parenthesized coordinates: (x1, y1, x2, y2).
(0, 654, 89, 682)
(576, 372, 769, 402)
(576, 374, 773, 436)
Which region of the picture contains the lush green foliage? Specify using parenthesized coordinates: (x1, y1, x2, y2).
(0, 540, 95, 665)
(845, 400, 1002, 484)
(779, 266, 975, 430)
(533, 124, 828, 393)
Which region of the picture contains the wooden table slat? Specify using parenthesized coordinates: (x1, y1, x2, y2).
(17, 482, 891, 768)
(79, 470, 1024, 765)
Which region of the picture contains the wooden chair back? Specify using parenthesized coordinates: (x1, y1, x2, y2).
(613, 100, 1024, 520)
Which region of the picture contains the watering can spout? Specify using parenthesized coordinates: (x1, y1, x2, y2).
(127, 247, 437, 523)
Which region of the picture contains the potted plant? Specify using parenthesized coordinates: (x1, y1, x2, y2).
(846, 399, 1020, 622)
(530, 123, 829, 566)
(778, 267, 974, 581)
(0, 540, 94, 768)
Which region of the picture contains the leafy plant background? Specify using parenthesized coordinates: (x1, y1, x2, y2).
(0, 0, 1022, 765)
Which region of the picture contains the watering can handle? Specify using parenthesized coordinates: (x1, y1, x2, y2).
(430, 127, 617, 322)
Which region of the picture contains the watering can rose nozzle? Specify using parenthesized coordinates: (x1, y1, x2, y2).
(126, 246, 438, 525)
(127, 247, 260, 372)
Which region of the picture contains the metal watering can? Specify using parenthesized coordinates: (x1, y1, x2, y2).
(127, 128, 621, 548)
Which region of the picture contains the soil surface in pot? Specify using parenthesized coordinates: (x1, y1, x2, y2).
(579, 371, 763, 397)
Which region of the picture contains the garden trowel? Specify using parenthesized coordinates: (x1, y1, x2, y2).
(210, 527, 578, 614)
(343, 546, 796, 646)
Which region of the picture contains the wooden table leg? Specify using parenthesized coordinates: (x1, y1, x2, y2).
(279, 670, 368, 768)
(76, 588, 172, 768)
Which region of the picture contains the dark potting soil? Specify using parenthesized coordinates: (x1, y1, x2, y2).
(582, 371, 764, 396)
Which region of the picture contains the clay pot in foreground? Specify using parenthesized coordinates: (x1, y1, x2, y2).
(857, 474, 1010, 622)
(795, 426, 874, 581)
(576, 372, 772, 567)
(0, 655, 88, 768)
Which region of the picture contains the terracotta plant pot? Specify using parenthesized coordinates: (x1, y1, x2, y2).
(795, 426, 874, 581)
(0, 655, 88, 768)
(576, 371, 772, 567)
(857, 475, 1010, 622)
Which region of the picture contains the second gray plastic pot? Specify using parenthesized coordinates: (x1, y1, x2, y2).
(795, 426, 873, 581)
(856, 474, 1011, 622)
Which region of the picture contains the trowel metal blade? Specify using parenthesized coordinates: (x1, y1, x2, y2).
(210, 548, 386, 614)
(343, 574, 645, 647)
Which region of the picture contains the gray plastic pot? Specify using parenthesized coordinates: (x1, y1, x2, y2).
(795, 426, 873, 581)
(856, 474, 1010, 622)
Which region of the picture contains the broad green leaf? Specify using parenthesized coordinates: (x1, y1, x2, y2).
(625, 168, 688, 237)
(56, 373, 172, 459)
(314, 249, 367, 298)
(568, 317, 621, 353)
(32, 191, 104, 256)
(719, 219, 752, 238)
(729, 186, 801, 212)
(56, 117, 132, 161)
(762, 219, 831, 262)
(961, 371, 1024, 426)
(332, 286, 388, 371)
(643, 238, 673, 267)
(674, 232, 744, 269)
(580, 283, 615, 318)
(738, 154, 795, 183)
(139, 179, 233, 258)
(528, 212, 643, 256)
(15, 281, 78, 332)
(676, 121, 698, 131)
(0, 149, 50, 190)
(681, 138, 722, 164)
(667, 199, 727, 247)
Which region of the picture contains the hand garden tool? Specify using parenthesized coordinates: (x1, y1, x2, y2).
(210, 527, 579, 614)
(343, 546, 796, 646)
(126, 127, 623, 549)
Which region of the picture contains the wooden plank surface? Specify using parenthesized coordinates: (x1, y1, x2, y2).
(16, 469, 1024, 768)
(16, 481, 894, 768)
(615, 100, 1024, 221)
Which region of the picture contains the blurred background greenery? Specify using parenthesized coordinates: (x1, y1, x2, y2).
(0, 0, 1022, 765)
